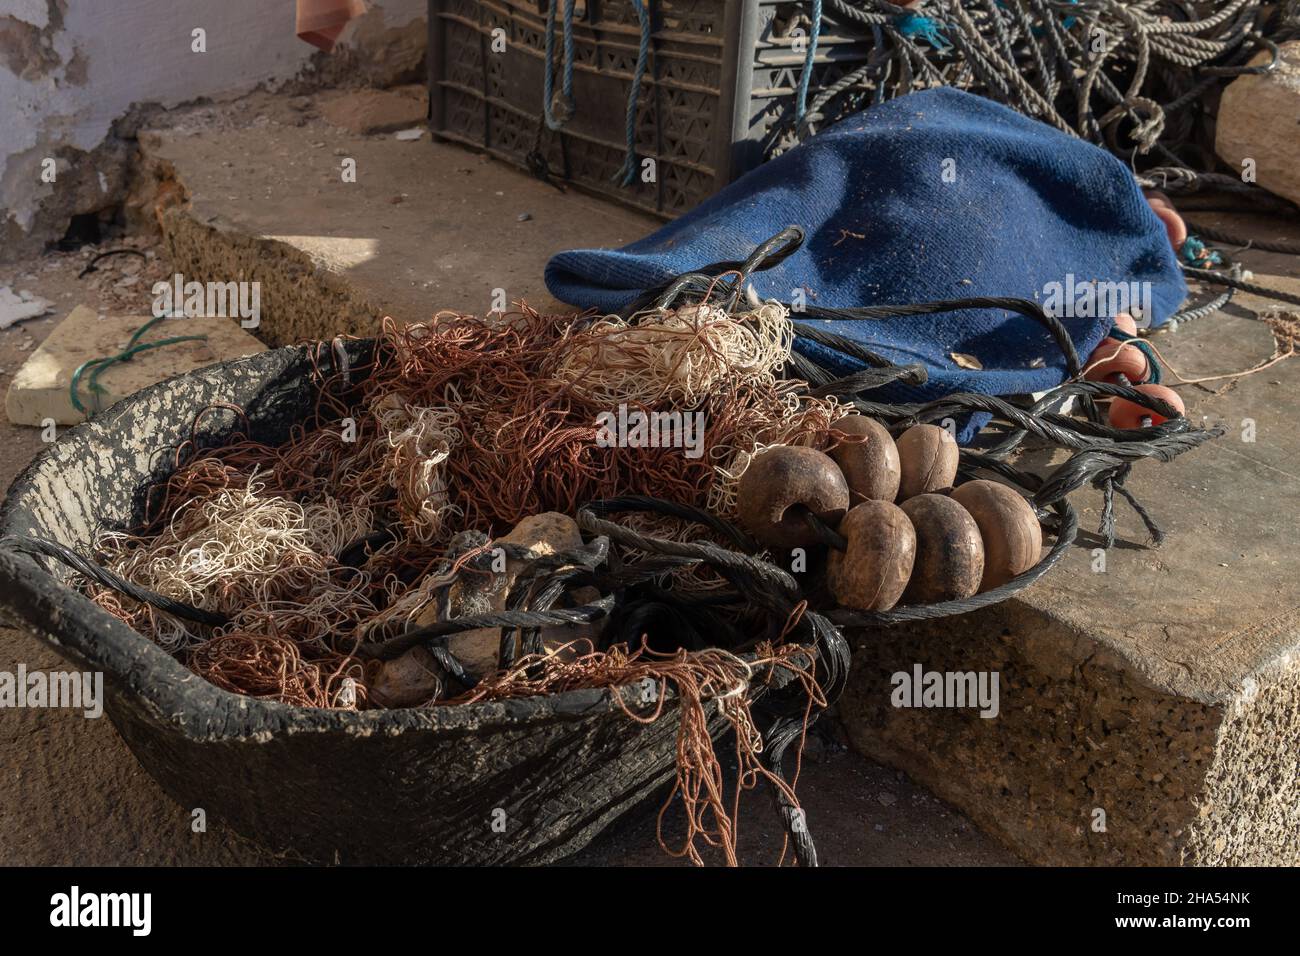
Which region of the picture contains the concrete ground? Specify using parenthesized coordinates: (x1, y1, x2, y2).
(130, 88, 641, 344)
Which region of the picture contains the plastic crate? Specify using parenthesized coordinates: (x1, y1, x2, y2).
(427, 0, 875, 217)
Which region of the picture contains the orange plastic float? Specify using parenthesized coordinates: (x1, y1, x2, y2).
(1084, 339, 1149, 383)
(1107, 383, 1185, 428)
(1083, 313, 1150, 384)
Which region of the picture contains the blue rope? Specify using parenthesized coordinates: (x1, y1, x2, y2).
(1105, 327, 1163, 384)
(1060, 0, 1078, 32)
(543, 0, 577, 131)
(895, 11, 951, 53)
(616, 0, 652, 186)
(1180, 235, 1223, 267)
(795, 0, 823, 123)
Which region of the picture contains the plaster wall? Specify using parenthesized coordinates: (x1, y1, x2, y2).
(0, 0, 427, 259)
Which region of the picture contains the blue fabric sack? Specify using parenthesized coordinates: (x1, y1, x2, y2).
(545, 88, 1186, 423)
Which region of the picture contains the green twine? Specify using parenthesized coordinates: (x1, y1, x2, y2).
(1180, 235, 1223, 268)
(895, 12, 952, 53)
(1105, 326, 1162, 385)
(70, 315, 209, 415)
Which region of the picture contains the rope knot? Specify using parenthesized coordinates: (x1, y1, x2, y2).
(1180, 235, 1223, 268)
(547, 90, 575, 128)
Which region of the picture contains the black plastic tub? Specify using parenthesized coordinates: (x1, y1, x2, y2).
(0, 343, 716, 865)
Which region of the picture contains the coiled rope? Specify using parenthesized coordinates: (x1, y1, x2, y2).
(784, 0, 1298, 183)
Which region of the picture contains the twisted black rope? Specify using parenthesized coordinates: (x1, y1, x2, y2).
(762, 266, 1220, 545)
(0, 534, 231, 627)
(576, 497, 851, 689)
(1183, 221, 1300, 256)
(356, 541, 694, 662)
(1183, 264, 1300, 308)
(831, 500, 1076, 626)
(794, 293, 1085, 375)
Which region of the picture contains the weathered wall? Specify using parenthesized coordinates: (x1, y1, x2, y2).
(0, 0, 428, 261)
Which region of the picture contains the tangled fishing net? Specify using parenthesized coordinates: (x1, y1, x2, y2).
(95, 301, 847, 644)
(78, 300, 852, 862)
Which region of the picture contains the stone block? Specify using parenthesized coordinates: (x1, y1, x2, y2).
(5, 305, 266, 426)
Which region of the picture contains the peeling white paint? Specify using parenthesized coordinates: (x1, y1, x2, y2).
(0, 0, 426, 242)
(10, 0, 48, 28)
